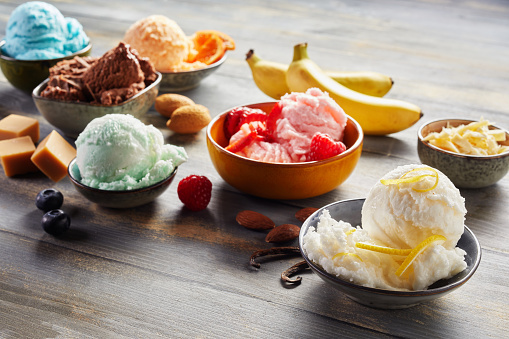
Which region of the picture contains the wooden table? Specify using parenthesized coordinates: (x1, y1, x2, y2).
(1, 0, 508, 337)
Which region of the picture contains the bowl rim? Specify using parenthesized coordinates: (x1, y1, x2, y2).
(299, 198, 482, 296)
(418, 117, 509, 159)
(206, 101, 364, 167)
(67, 157, 177, 193)
(0, 39, 92, 62)
(31, 71, 162, 107)
(159, 53, 227, 75)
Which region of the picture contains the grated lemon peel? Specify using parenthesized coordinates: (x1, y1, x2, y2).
(395, 235, 447, 277)
(332, 252, 363, 262)
(380, 167, 439, 192)
(345, 229, 356, 236)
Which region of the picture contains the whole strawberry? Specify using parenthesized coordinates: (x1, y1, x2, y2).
(308, 132, 346, 161)
(177, 175, 212, 211)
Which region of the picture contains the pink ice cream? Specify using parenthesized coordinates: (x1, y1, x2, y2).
(229, 88, 347, 163)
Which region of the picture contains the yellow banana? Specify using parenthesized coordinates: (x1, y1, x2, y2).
(286, 43, 422, 135)
(246, 49, 393, 99)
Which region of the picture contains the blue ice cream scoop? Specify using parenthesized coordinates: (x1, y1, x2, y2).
(2, 1, 89, 60)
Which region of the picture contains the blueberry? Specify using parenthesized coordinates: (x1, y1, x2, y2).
(36, 188, 64, 212)
(41, 209, 70, 236)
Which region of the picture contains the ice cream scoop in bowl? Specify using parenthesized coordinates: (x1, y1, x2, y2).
(206, 99, 363, 200)
(0, 40, 92, 93)
(299, 198, 481, 309)
(68, 158, 178, 208)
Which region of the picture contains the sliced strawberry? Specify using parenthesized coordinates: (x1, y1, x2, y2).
(308, 132, 347, 161)
(225, 123, 259, 153)
(265, 102, 282, 142)
(223, 106, 267, 141)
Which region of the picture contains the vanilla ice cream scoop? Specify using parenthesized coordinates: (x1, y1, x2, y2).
(362, 164, 466, 249)
(75, 114, 187, 190)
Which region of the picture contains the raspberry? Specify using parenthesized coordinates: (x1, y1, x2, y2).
(308, 132, 347, 161)
(177, 175, 212, 211)
(223, 106, 267, 141)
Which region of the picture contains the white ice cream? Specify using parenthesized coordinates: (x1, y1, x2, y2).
(302, 164, 467, 291)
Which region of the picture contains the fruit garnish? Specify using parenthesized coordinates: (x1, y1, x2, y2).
(225, 122, 261, 153)
(35, 188, 64, 212)
(332, 252, 363, 261)
(345, 229, 356, 236)
(41, 209, 70, 236)
(190, 33, 225, 65)
(308, 132, 347, 161)
(192, 30, 236, 50)
(265, 102, 282, 141)
(355, 242, 412, 256)
(380, 167, 439, 192)
(177, 175, 213, 211)
(223, 106, 267, 141)
(395, 235, 447, 277)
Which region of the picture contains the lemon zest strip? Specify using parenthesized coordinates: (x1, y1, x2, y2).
(345, 229, 356, 236)
(332, 252, 363, 262)
(355, 242, 412, 256)
(395, 235, 447, 277)
(380, 167, 439, 193)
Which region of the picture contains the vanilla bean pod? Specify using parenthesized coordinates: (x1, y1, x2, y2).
(249, 246, 301, 268)
(281, 260, 309, 284)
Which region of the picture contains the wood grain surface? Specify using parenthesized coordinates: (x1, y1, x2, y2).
(1, 0, 508, 338)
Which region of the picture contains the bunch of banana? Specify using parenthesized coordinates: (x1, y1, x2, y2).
(286, 43, 422, 135)
(246, 49, 394, 99)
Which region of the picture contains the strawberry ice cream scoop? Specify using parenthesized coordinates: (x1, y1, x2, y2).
(229, 88, 348, 163)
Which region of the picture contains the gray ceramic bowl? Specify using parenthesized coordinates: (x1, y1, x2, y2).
(299, 198, 481, 309)
(418, 118, 509, 188)
(159, 54, 227, 92)
(32, 72, 161, 138)
(68, 158, 177, 208)
(0, 40, 92, 93)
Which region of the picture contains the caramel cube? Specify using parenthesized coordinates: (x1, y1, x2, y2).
(0, 136, 39, 177)
(0, 114, 40, 144)
(31, 130, 76, 182)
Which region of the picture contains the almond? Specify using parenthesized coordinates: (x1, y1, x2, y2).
(155, 93, 195, 118)
(265, 224, 300, 243)
(236, 210, 275, 230)
(295, 207, 318, 222)
(166, 104, 211, 134)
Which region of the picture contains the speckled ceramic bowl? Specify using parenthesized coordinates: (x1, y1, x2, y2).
(68, 158, 177, 208)
(159, 54, 227, 92)
(299, 198, 481, 309)
(206, 102, 363, 200)
(418, 118, 509, 188)
(32, 72, 161, 138)
(0, 40, 92, 93)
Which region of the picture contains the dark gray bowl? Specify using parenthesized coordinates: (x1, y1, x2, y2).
(32, 72, 161, 138)
(68, 158, 177, 208)
(299, 198, 481, 309)
(159, 54, 227, 92)
(418, 118, 509, 188)
(0, 40, 92, 93)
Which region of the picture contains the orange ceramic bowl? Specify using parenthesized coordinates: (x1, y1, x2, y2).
(206, 102, 364, 200)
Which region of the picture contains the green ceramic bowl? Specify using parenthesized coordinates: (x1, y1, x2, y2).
(32, 72, 161, 138)
(68, 158, 177, 208)
(159, 54, 227, 92)
(418, 118, 509, 188)
(0, 40, 92, 93)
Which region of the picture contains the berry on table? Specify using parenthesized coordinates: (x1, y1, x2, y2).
(41, 209, 71, 236)
(177, 175, 212, 211)
(35, 188, 64, 212)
